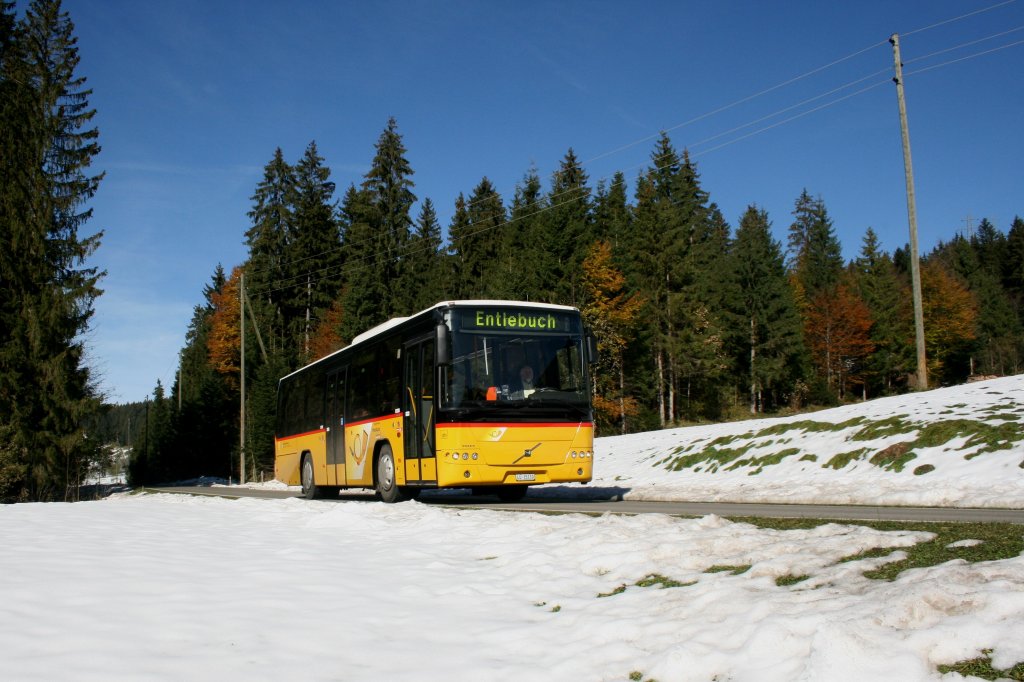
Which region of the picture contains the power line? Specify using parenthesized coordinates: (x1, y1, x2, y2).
(244, 4, 1023, 299)
(902, 0, 1018, 38)
(904, 38, 1024, 77)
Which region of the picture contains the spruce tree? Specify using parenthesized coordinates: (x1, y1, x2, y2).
(0, 0, 104, 500)
(245, 148, 295, 352)
(339, 184, 385, 340)
(461, 176, 506, 298)
(852, 228, 912, 394)
(287, 141, 340, 363)
(362, 116, 416, 317)
(788, 189, 843, 304)
(406, 197, 446, 310)
(593, 172, 631, 254)
(446, 194, 472, 300)
(543, 149, 592, 305)
(727, 206, 806, 413)
(506, 167, 548, 301)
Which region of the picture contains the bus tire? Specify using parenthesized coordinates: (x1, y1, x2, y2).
(375, 443, 407, 503)
(300, 454, 321, 500)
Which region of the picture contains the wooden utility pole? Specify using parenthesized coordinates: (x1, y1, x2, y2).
(240, 270, 246, 484)
(890, 33, 928, 390)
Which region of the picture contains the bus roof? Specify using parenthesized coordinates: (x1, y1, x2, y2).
(280, 300, 579, 382)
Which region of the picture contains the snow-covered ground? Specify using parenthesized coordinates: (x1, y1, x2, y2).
(584, 374, 1024, 509)
(2, 376, 1023, 681)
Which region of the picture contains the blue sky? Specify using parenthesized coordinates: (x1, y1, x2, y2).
(52, 0, 1023, 403)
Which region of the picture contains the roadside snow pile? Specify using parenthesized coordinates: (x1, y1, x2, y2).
(589, 375, 1024, 508)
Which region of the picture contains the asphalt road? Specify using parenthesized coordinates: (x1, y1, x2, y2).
(149, 485, 1024, 524)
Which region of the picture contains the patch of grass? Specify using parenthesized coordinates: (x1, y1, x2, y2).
(668, 445, 751, 472)
(598, 574, 696, 598)
(937, 650, 1024, 680)
(775, 574, 811, 587)
(824, 448, 869, 470)
(799, 454, 818, 462)
(597, 584, 627, 598)
(729, 518, 1024, 582)
(550, 604, 561, 613)
(636, 573, 697, 589)
(757, 417, 865, 437)
(913, 464, 935, 475)
(629, 672, 658, 682)
(869, 442, 917, 472)
(838, 546, 898, 564)
(726, 447, 801, 474)
(851, 416, 912, 441)
(705, 564, 751, 575)
(728, 517, 1024, 582)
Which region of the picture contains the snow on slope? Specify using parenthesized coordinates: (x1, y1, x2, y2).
(585, 375, 1024, 508)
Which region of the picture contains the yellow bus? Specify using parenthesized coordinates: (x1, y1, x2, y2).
(274, 300, 596, 502)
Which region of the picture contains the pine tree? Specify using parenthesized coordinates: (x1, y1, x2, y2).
(245, 148, 294, 352)
(405, 198, 446, 310)
(852, 228, 912, 394)
(0, 0, 104, 500)
(625, 136, 687, 426)
(543, 148, 592, 305)
(787, 190, 844, 400)
(593, 172, 631, 251)
(506, 167, 548, 301)
(363, 116, 416, 316)
(446, 194, 472, 300)
(339, 184, 383, 341)
(286, 141, 340, 363)
(727, 206, 806, 413)
(459, 176, 505, 298)
(788, 189, 843, 304)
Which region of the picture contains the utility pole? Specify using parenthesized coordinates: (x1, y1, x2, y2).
(240, 270, 246, 484)
(890, 33, 928, 391)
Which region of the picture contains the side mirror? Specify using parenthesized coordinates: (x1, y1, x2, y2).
(436, 324, 451, 366)
(586, 335, 599, 365)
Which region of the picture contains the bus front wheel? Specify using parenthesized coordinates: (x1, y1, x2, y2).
(375, 444, 407, 503)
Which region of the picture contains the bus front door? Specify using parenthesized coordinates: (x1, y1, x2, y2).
(403, 337, 437, 485)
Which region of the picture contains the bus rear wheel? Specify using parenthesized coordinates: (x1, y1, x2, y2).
(300, 454, 321, 500)
(375, 443, 407, 503)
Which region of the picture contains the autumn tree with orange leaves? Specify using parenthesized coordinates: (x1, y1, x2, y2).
(921, 260, 978, 382)
(207, 266, 242, 388)
(803, 284, 874, 399)
(580, 240, 644, 434)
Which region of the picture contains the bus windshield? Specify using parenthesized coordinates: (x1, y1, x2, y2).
(440, 308, 589, 413)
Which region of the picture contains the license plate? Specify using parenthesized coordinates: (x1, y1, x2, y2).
(515, 473, 536, 482)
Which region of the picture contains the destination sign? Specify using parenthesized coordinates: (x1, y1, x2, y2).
(462, 309, 573, 333)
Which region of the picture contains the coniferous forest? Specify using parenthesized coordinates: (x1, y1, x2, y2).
(3, 4, 1023, 497)
(125, 118, 1024, 486)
